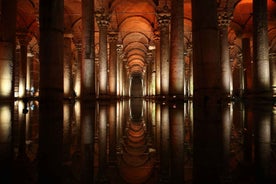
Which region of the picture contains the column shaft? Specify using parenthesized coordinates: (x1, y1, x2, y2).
(82, 0, 95, 99)
(64, 35, 73, 98)
(108, 33, 118, 97)
(253, 0, 271, 95)
(169, 0, 184, 98)
(242, 38, 253, 94)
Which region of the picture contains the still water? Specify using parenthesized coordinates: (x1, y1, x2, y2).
(1, 98, 276, 183)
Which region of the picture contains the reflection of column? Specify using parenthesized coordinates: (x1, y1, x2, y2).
(160, 104, 170, 182)
(242, 38, 253, 94)
(96, 12, 109, 98)
(97, 103, 108, 182)
(269, 53, 276, 94)
(252, 0, 271, 96)
(157, 6, 170, 97)
(170, 103, 184, 183)
(253, 104, 272, 183)
(108, 32, 118, 97)
(169, 0, 184, 98)
(80, 102, 95, 183)
(218, 12, 232, 97)
(108, 102, 117, 163)
(82, 0, 95, 99)
(38, 0, 64, 182)
(0, 0, 16, 100)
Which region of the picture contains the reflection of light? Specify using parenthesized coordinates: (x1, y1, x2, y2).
(0, 106, 11, 142)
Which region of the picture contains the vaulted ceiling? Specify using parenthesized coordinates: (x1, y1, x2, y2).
(16, 0, 276, 76)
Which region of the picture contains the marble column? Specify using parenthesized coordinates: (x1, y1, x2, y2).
(108, 32, 118, 97)
(218, 12, 232, 98)
(73, 39, 82, 98)
(17, 32, 31, 98)
(38, 0, 64, 183)
(0, 0, 16, 100)
(96, 11, 110, 98)
(82, 0, 95, 100)
(169, 0, 185, 98)
(253, 0, 271, 96)
(157, 6, 170, 97)
(116, 44, 124, 97)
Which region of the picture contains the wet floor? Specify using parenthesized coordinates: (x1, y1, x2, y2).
(1, 98, 276, 183)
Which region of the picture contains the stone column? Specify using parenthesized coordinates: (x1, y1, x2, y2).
(269, 52, 276, 94)
(108, 32, 118, 97)
(64, 34, 73, 98)
(218, 12, 232, 98)
(252, 0, 271, 96)
(96, 11, 110, 98)
(0, 0, 16, 100)
(154, 34, 161, 96)
(157, 6, 170, 97)
(116, 44, 124, 97)
(82, 0, 95, 100)
(38, 0, 64, 183)
(73, 39, 82, 97)
(169, 0, 185, 98)
(17, 32, 31, 98)
(242, 37, 253, 94)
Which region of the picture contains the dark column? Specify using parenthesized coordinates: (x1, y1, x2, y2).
(169, 0, 184, 98)
(242, 37, 253, 94)
(64, 34, 73, 98)
(38, 0, 64, 183)
(192, 0, 223, 183)
(269, 53, 276, 94)
(252, 0, 271, 97)
(154, 35, 161, 96)
(81, 0, 95, 100)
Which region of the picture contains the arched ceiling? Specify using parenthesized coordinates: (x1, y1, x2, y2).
(16, 0, 276, 75)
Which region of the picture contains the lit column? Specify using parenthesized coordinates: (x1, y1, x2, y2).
(96, 11, 110, 98)
(169, 0, 184, 98)
(116, 44, 124, 97)
(269, 52, 276, 95)
(154, 34, 161, 96)
(64, 33, 73, 98)
(73, 39, 82, 97)
(108, 32, 118, 97)
(157, 6, 170, 97)
(218, 11, 232, 98)
(0, 0, 16, 100)
(17, 32, 31, 98)
(253, 0, 271, 96)
(82, 0, 95, 100)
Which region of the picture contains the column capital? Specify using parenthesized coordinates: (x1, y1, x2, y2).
(108, 32, 118, 42)
(217, 11, 232, 27)
(17, 31, 32, 46)
(95, 10, 110, 28)
(157, 5, 171, 28)
(269, 52, 276, 60)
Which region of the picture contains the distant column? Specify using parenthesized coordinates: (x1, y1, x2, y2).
(169, 0, 185, 98)
(242, 37, 252, 95)
(157, 6, 170, 97)
(64, 33, 73, 98)
(253, 0, 271, 96)
(154, 35, 161, 96)
(17, 32, 32, 98)
(96, 11, 110, 98)
(108, 32, 118, 97)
